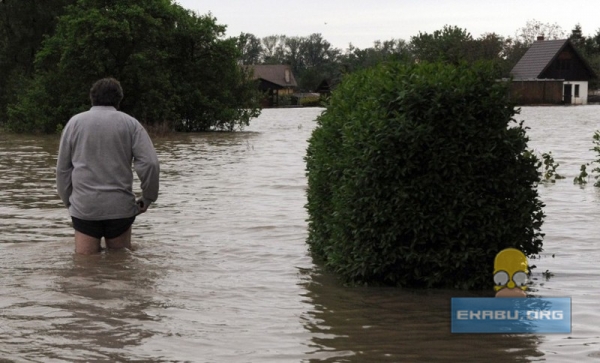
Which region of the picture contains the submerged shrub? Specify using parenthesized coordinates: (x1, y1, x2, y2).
(300, 96, 321, 107)
(305, 61, 545, 289)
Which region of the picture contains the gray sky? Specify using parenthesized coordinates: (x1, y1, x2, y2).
(174, 0, 600, 50)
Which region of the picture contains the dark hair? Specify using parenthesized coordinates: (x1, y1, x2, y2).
(90, 77, 124, 108)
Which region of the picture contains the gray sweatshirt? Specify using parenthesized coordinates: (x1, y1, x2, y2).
(56, 106, 160, 220)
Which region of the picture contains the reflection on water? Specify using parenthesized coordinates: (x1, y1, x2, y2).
(1, 106, 600, 361)
(0, 241, 166, 361)
(302, 270, 543, 363)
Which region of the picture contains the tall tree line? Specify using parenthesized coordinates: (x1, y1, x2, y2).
(237, 21, 600, 92)
(3, 4, 600, 133)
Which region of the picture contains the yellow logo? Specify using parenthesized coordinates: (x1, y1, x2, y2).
(494, 248, 528, 297)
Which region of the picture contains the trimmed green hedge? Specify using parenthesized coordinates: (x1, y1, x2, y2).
(305, 61, 544, 289)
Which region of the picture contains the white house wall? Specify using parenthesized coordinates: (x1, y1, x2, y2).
(564, 81, 589, 105)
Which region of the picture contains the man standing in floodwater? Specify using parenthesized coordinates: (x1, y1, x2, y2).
(56, 78, 160, 254)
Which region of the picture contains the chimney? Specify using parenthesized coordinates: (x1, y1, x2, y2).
(537, 35, 545, 41)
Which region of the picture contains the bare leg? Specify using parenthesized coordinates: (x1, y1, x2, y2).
(105, 227, 132, 251)
(75, 231, 102, 254)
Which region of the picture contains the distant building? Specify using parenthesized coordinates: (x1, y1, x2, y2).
(246, 65, 297, 107)
(510, 37, 597, 105)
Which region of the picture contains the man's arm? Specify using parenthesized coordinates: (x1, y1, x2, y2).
(56, 124, 73, 207)
(132, 123, 160, 209)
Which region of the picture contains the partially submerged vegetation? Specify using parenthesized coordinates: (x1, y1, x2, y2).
(0, 0, 260, 134)
(305, 61, 544, 289)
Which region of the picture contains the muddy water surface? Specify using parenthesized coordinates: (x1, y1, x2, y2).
(1, 107, 600, 362)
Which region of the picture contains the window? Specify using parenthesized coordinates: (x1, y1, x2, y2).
(575, 85, 580, 97)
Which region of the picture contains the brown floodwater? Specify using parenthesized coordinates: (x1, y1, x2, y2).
(1, 106, 600, 362)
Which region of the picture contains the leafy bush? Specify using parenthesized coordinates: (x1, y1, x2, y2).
(305, 61, 545, 289)
(278, 94, 292, 107)
(540, 151, 564, 182)
(591, 131, 600, 186)
(300, 96, 321, 107)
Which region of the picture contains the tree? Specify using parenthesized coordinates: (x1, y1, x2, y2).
(339, 39, 411, 75)
(570, 23, 586, 50)
(410, 25, 475, 65)
(0, 0, 76, 124)
(6, 0, 260, 133)
(301, 33, 339, 69)
(296, 33, 341, 91)
(583, 29, 600, 57)
(515, 19, 566, 46)
(580, 28, 600, 89)
(284, 36, 304, 75)
(501, 37, 529, 77)
(261, 34, 286, 64)
(474, 33, 505, 61)
(236, 32, 262, 65)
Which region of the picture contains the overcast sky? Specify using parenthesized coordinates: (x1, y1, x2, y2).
(174, 0, 600, 50)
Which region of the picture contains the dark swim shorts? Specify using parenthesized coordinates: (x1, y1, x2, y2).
(71, 216, 136, 239)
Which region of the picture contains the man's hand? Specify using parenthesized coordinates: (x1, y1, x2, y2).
(136, 198, 150, 214)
